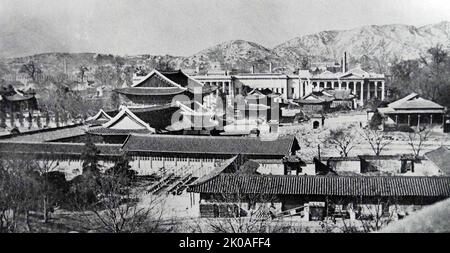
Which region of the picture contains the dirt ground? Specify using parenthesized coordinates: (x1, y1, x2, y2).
(279, 111, 450, 160)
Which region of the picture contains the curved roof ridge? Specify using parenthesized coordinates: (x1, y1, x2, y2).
(102, 106, 156, 133)
(131, 69, 186, 89)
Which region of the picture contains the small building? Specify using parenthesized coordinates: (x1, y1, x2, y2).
(378, 93, 446, 130)
(188, 171, 450, 220)
(1, 84, 38, 113)
(322, 88, 357, 109)
(295, 91, 334, 113)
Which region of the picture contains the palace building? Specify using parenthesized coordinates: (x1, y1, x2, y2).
(193, 53, 385, 107)
(114, 69, 218, 107)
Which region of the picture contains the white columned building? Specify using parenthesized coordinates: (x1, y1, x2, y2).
(192, 67, 386, 107)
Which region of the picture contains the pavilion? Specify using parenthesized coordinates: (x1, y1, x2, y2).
(377, 93, 446, 129)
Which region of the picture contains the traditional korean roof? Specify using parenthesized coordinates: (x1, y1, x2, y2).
(114, 87, 186, 96)
(379, 93, 445, 115)
(86, 127, 153, 136)
(176, 100, 214, 115)
(3, 93, 35, 102)
(0, 125, 87, 142)
(193, 155, 242, 185)
(118, 69, 217, 96)
(0, 142, 122, 157)
(296, 91, 334, 104)
(188, 174, 450, 197)
(424, 146, 450, 176)
(122, 134, 299, 157)
(87, 106, 155, 135)
(86, 109, 112, 123)
(322, 89, 356, 100)
(388, 93, 444, 110)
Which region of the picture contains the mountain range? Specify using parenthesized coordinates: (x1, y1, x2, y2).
(1, 21, 450, 74)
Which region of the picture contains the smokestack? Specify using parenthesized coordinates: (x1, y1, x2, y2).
(251, 65, 255, 74)
(342, 52, 348, 73)
(269, 62, 273, 73)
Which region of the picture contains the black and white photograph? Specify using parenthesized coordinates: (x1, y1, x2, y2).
(0, 0, 449, 239)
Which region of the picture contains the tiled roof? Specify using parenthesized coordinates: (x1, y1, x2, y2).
(0, 125, 87, 142)
(0, 142, 122, 157)
(114, 87, 186, 96)
(188, 174, 450, 197)
(102, 106, 156, 133)
(425, 146, 450, 176)
(86, 109, 111, 122)
(388, 93, 419, 109)
(86, 127, 153, 136)
(323, 89, 356, 100)
(127, 104, 178, 113)
(122, 134, 299, 157)
(129, 69, 217, 95)
(4, 93, 35, 101)
(388, 93, 444, 110)
(396, 98, 444, 110)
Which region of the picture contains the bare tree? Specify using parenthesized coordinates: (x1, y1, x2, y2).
(327, 125, 358, 157)
(78, 66, 89, 83)
(407, 127, 432, 158)
(94, 65, 116, 87)
(356, 197, 398, 232)
(360, 128, 392, 156)
(0, 156, 40, 232)
(74, 173, 166, 233)
(195, 190, 291, 233)
(19, 61, 42, 82)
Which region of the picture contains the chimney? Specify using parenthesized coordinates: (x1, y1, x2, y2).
(251, 65, 255, 74)
(342, 52, 348, 73)
(269, 62, 273, 73)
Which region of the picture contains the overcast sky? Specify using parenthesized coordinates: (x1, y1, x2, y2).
(1, 0, 450, 56)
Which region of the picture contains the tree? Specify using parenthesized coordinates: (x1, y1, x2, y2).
(27, 112, 33, 129)
(33, 159, 69, 223)
(19, 61, 42, 82)
(369, 111, 383, 129)
(18, 113, 24, 127)
(54, 110, 60, 127)
(0, 110, 7, 128)
(197, 191, 289, 233)
(328, 125, 358, 157)
(81, 138, 101, 175)
(45, 112, 51, 127)
(9, 111, 15, 127)
(94, 66, 116, 87)
(407, 127, 432, 158)
(79, 172, 165, 233)
(110, 91, 120, 110)
(60, 111, 67, 126)
(154, 58, 175, 72)
(360, 129, 392, 157)
(0, 156, 41, 232)
(78, 66, 89, 83)
(105, 153, 136, 186)
(35, 115, 42, 128)
(300, 55, 310, 70)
